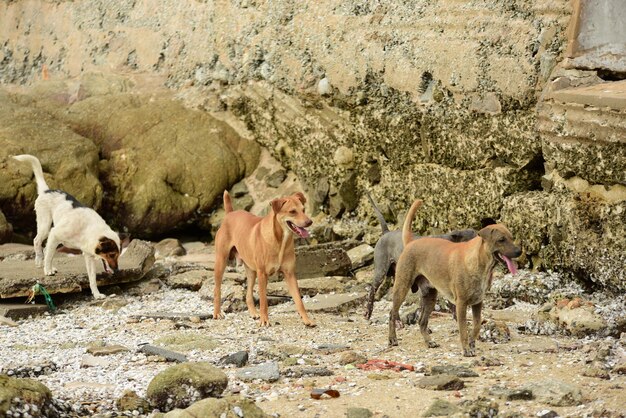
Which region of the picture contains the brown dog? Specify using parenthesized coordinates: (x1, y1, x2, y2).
(389, 199, 521, 356)
(212, 190, 315, 327)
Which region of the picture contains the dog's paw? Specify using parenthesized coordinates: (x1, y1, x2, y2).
(463, 347, 476, 357)
(213, 312, 225, 320)
(35, 258, 43, 268)
(303, 320, 317, 328)
(388, 337, 399, 347)
(427, 341, 440, 348)
(93, 293, 106, 300)
(259, 318, 271, 327)
(44, 267, 57, 276)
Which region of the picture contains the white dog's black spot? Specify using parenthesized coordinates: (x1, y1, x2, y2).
(45, 189, 84, 209)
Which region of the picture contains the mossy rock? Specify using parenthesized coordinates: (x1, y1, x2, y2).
(57, 93, 259, 236)
(0, 374, 52, 415)
(0, 88, 102, 234)
(154, 332, 219, 353)
(163, 396, 268, 418)
(0, 210, 12, 243)
(146, 362, 228, 412)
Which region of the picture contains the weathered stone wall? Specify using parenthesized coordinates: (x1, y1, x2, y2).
(1, 0, 624, 290)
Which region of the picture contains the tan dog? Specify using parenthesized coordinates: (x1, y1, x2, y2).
(389, 199, 521, 356)
(213, 190, 315, 327)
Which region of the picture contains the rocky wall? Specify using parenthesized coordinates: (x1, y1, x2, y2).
(1, 0, 625, 290)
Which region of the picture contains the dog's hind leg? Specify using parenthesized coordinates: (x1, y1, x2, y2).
(388, 267, 414, 346)
(244, 265, 259, 320)
(418, 286, 439, 348)
(33, 207, 52, 268)
(84, 256, 105, 299)
(469, 302, 483, 352)
(42, 229, 59, 276)
(364, 259, 391, 320)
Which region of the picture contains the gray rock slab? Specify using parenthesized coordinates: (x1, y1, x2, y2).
(139, 344, 188, 363)
(431, 364, 479, 378)
(0, 240, 155, 299)
(346, 244, 375, 269)
(525, 379, 583, 406)
(235, 361, 280, 382)
(130, 312, 212, 321)
(283, 366, 333, 378)
(295, 293, 366, 314)
(0, 303, 49, 319)
(294, 241, 359, 279)
(417, 374, 465, 391)
(267, 276, 346, 297)
(87, 344, 130, 356)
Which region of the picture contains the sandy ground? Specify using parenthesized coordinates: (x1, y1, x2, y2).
(2, 259, 626, 418)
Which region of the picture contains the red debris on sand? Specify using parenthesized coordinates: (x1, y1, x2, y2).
(310, 388, 340, 399)
(356, 359, 415, 372)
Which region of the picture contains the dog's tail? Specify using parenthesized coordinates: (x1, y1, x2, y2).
(402, 199, 423, 247)
(365, 190, 389, 235)
(223, 190, 233, 213)
(12, 154, 49, 194)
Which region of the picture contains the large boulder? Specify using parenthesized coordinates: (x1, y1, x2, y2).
(0, 211, 12, 243)
(146, 362, 228, 412)
(0, 88, 102, 236)
(54, 93, 259, 236)
(0, 375, 52, 416)
(501, 182, 626, 293)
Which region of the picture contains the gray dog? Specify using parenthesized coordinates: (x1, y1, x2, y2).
(363, 192, 477, 321)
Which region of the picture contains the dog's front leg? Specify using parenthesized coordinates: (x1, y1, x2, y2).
(43, 232, 59, 276)
(244, 265, 259, 320)
(470, 302, 483, 351)
(283, 270, 315, 327)
(212, 254, 226, 319)
(456, 301, 474, 357)
(257, 270, 270, 327)
(85, 256, 105, 300)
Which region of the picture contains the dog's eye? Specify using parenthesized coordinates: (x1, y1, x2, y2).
(289, 209, 297, 215)
(497, 237, 506, 243)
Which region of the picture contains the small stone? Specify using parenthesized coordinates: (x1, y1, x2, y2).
(423, 399, 460, 417)
(333, 146, 354, 169)
(417, 374, 465, 391)
(582, 366, 610, 379)
(235, 362, 280, 382)
(265, 169, 287, 188)
(339, 351, 367, 366)
(317, 77, 331, 96)
(219, 351, 249, 368)
(346, 244, 375, 269)
(346, 407, 373, 418)
(154, 238, 186, 259)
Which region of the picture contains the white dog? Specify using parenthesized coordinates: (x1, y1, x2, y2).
(13, 154, 126, 299)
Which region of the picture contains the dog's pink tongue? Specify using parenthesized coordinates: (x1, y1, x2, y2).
(501, 255, 518, 275)
(296, 226, 310, 238)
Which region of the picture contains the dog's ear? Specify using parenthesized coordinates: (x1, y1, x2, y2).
(270, 198, 287, 213)
(293, 192, 306, 204)
(478, 226, 494, 241)
(118, 233, 131, 249)
(96, 237, 119, 254)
